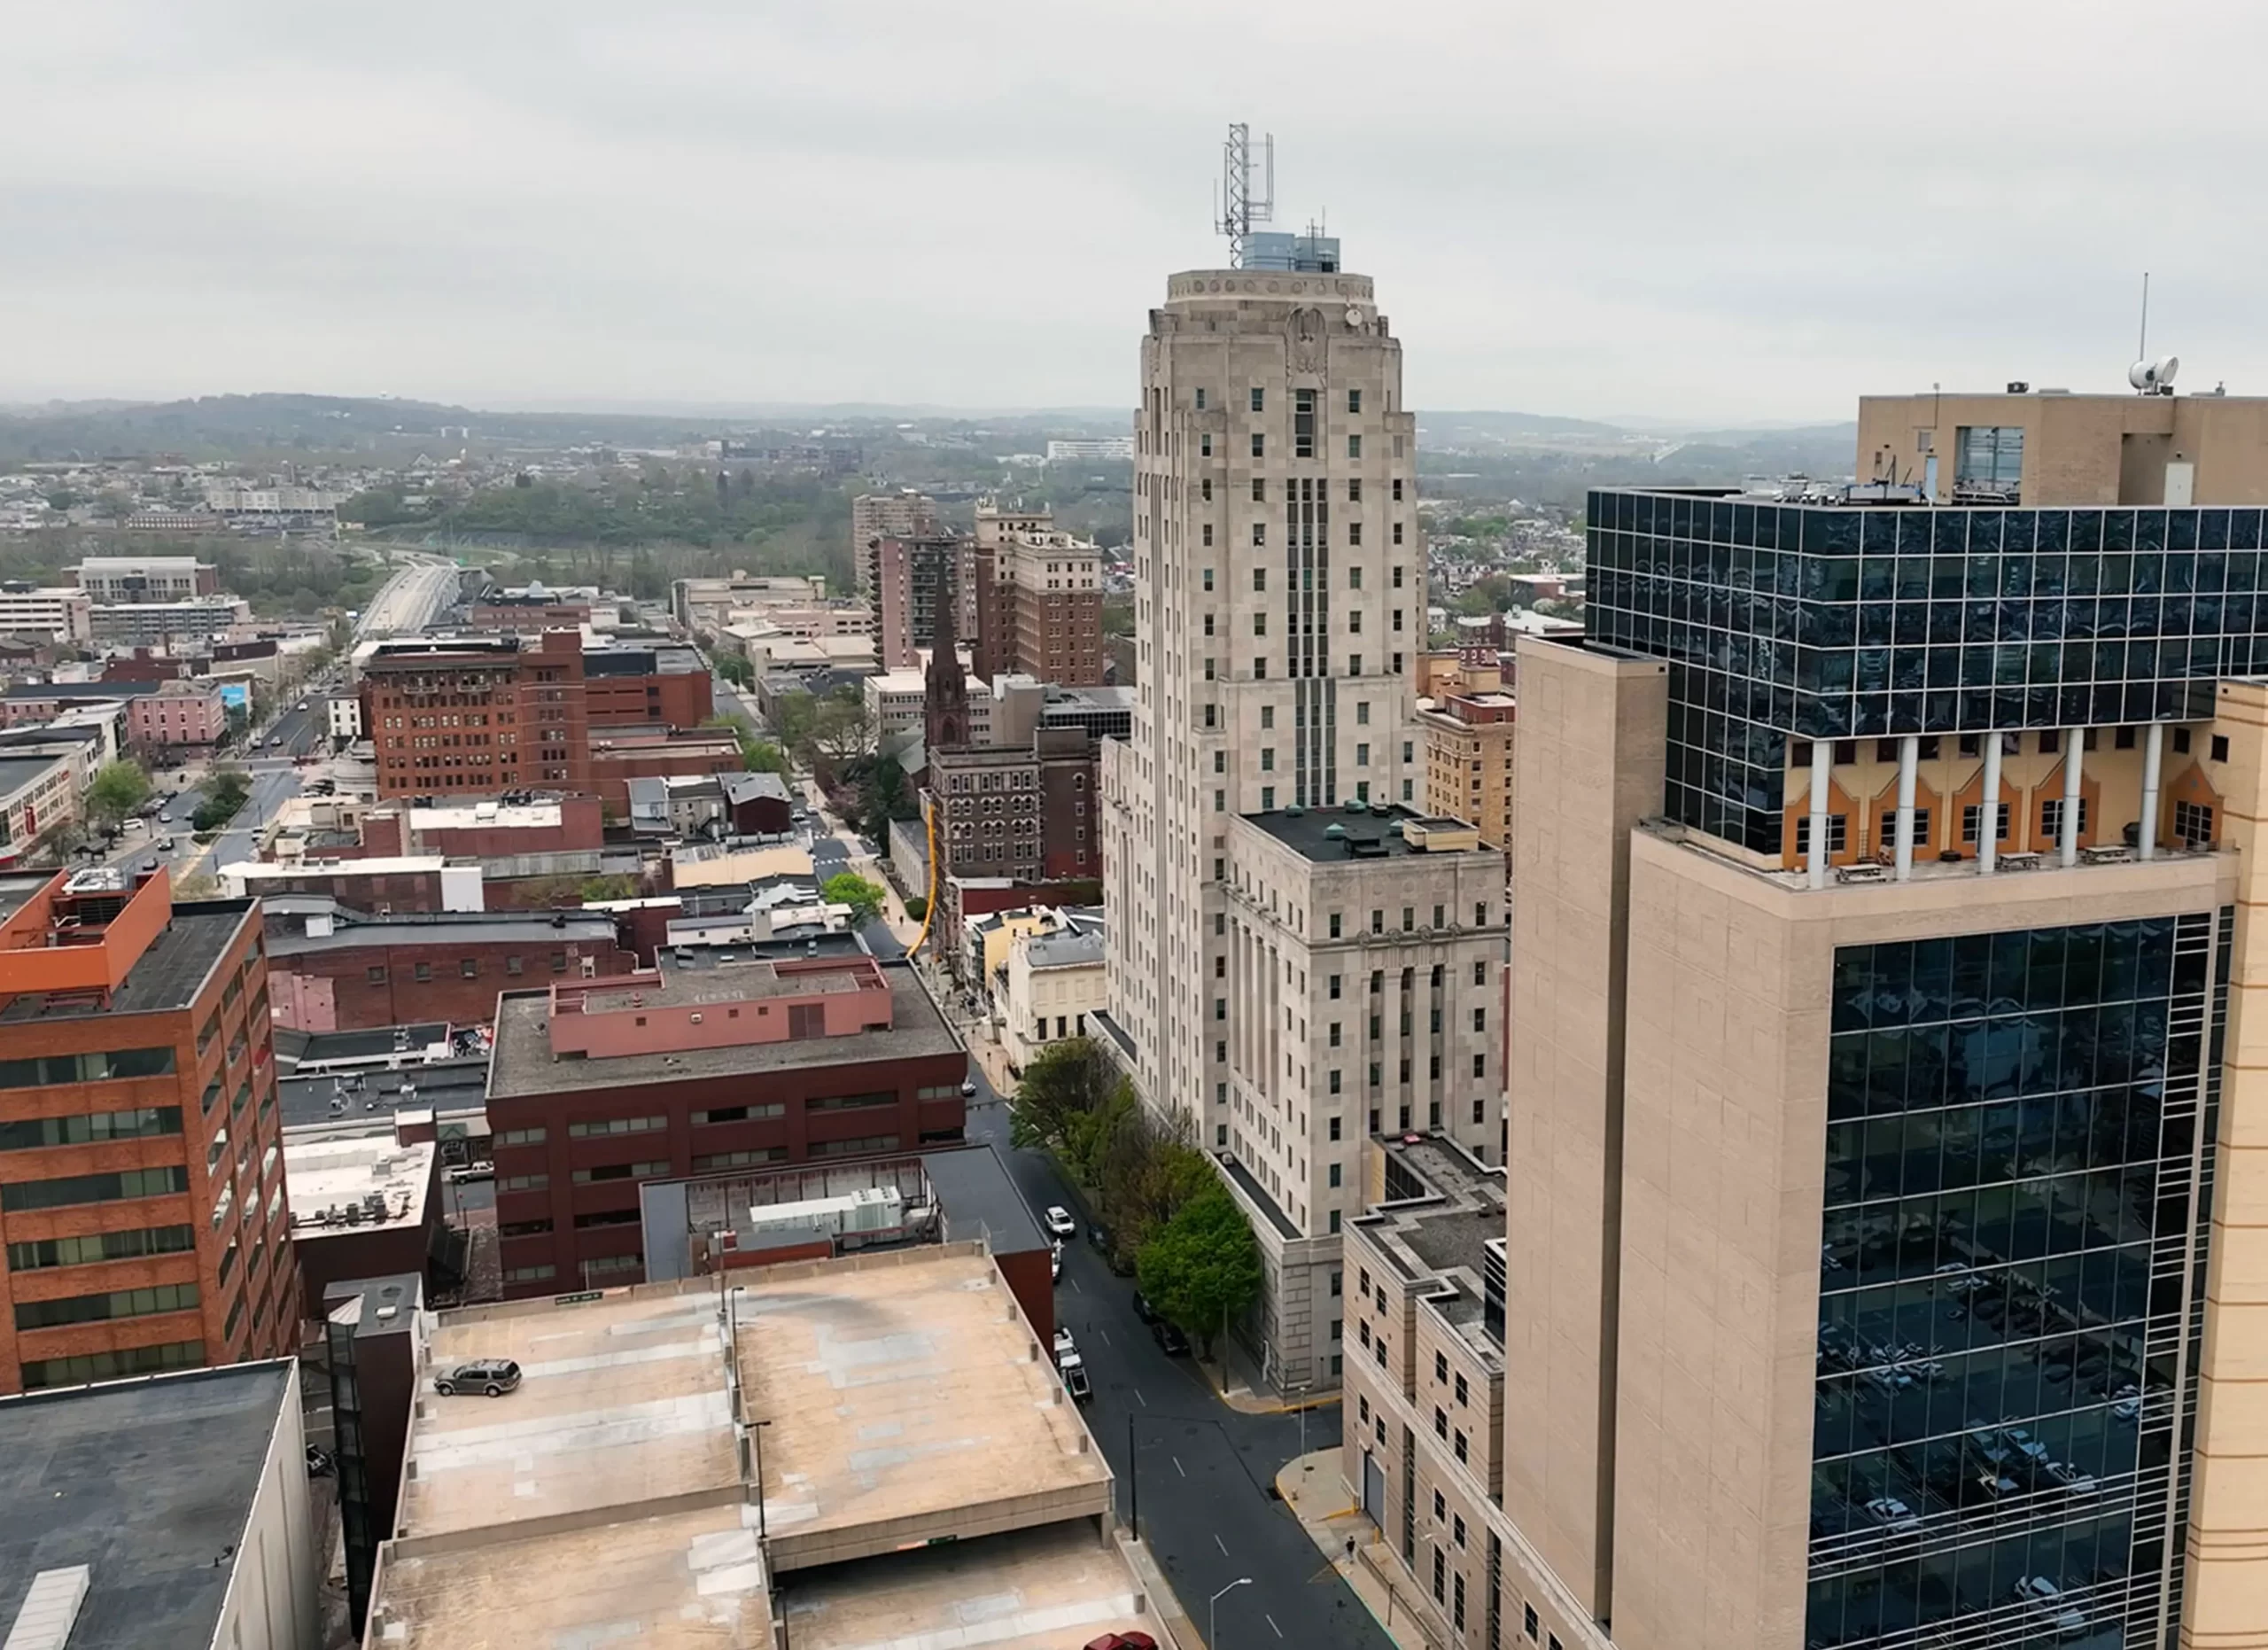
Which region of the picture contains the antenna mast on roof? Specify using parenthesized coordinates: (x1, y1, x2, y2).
(1215, 123, 1275, 269)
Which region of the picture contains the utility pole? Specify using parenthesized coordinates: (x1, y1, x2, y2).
(1127, 1413, 1138, 1537)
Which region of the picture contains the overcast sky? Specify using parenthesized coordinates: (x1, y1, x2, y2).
(6, 1, 2263, 424)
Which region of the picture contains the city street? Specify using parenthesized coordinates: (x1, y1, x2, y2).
(962, 1070, 1387, 1650)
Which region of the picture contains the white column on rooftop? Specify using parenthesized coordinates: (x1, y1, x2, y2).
(1894, 735, 1919, 882)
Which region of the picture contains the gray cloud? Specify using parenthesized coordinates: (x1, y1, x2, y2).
(5, 0, 2263, 422)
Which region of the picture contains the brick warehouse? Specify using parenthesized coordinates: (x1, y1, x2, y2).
(0, 868, 295, 1395)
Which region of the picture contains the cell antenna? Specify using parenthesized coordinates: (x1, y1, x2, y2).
(1215, 123, 1275, 268)
(2139, 271, 2151, 361)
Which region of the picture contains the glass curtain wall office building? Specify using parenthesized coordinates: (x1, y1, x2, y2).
(1810, 914, 2225, 1647)
(1531, 486, 2260, 1650)
(1585, 492, 2268, 854)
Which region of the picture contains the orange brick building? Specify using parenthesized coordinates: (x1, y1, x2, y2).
(0, 868, 295, 1394)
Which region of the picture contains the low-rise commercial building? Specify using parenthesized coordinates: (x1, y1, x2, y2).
(588, 724, 744, 814)
(0, 868, 293, 1396)
(281, 1125, 442, 1317)
(1000, 922, 1107, 1073)
(0, 1359, 319, 1650)
(483, 952, 966, 1293)
(262, 905, 636, 1031)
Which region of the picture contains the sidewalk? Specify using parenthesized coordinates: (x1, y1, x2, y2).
(1195, 1357, 1344, 1417)
(1274, 1449, 1441, 1650)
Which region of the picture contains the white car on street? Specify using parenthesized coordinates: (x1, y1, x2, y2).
(1043, 1205, 1077, 1240)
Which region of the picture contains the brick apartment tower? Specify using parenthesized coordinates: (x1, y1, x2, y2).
(0, 868, 294, 1395)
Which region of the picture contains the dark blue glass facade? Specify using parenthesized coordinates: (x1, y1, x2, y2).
(1809, 913, 2225, 1649)
(1585, 490, 2268, 852)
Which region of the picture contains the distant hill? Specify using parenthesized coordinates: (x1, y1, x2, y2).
(0, 391, 1853, 472)
(1419, 409, 1634, 441)
(1653, 423, 1857, 476)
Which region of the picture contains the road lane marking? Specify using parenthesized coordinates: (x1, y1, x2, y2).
(1097, 1326, 1111, 1346)
(1134, 1387, 1147, 1407)
(1173, 1456, 1185, 1477)
(1214, 1533, 1230, 1556)
(1265, 1615, 1282, 1638)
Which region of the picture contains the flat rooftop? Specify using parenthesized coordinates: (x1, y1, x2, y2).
(487, 958, 959, 1099)
(269, 912, 619, 956)
(580, 957, 880, 1014)
(405, 798, 566, 830)
(395, 1285, 737, 1543)
(0, 753, 66, 796)
(739, 1247, 1111, 1570)
(1238, 803, 1488, 864)
(0, 899, 252, 1023)
(282, 1131, 434, 1236)
(785, 1522, 1159, 1650)
(0, 1362, 292, 1650)
(376, 1500, 770, 1650)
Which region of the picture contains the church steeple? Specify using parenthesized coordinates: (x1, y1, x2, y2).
(925, 594, 970, 751)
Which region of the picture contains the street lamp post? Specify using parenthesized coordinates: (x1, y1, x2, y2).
(1209, 1578, 1252, 1650)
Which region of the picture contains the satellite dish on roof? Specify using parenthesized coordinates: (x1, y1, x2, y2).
(2129, 355, 2180, 394)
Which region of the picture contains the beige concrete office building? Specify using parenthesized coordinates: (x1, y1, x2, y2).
(1101, 244, 1503, 1389)
(1334, 385, 2268, 1650)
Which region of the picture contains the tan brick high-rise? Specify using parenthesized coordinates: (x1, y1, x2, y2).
(1103, 251, 1501, 1389)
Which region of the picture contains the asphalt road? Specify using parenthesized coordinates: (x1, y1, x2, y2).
(963, 1072, 1387, 1650)
(358, 559, 457, 638)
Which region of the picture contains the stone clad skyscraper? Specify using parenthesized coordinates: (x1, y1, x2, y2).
(1103, 233, 1504, 1386)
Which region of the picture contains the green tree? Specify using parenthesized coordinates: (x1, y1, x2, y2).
(192, 766, 251, 832)
(1101, 1110, 1216, 1260)
(773, 692, 820, 767)
(703, 713, 785, 774)
(856, 754, 915, 837)
(902, 894, 928, 922)
(821, 872, 884, 924)
(579, 873, 637, 901)
(1009, 1037, 1122, 1156)
(809, 686, 875, 773)
(86, 759, 153, 827)
(715, 652, 753, 688)
(1135, 1184, 1263, 1357)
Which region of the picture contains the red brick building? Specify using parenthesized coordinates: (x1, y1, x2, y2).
(0, 868, 295, 1395)
(127, 681, 229, 754)
(361, 631, 593, 799)
(587, 727, 743, 815)
(262, 907, 636, 1032)
(483, 953, 966, 1295)
(583, 643, 713, 733)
